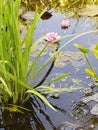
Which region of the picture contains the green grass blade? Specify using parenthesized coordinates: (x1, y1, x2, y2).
(0, 77, 12, 96)
(26, 89, 56, 111)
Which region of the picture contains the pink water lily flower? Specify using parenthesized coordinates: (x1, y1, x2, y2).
(45, 32, 60, 43)
(61, 19, 70, 29)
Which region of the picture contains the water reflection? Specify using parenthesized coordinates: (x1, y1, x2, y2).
(0, 95, 67, 130)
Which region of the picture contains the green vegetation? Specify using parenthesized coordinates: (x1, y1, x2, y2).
(74, 43, 98, 86)
(0, 0, 75, 112)
(0, 0, 98, 113)
(0, 0, 56, 111)
(59, 0, 98, 7)
(22, 0, 98, 12)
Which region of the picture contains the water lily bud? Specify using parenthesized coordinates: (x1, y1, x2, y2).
(61, 19, 70, 29)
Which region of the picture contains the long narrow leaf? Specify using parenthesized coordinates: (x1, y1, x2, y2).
(50, 72, 70, 83)
(0, 77, 12, 96)
(0, 67, 56, 110)
(26, 89, 56, 111)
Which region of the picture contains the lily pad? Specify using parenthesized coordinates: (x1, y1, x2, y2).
(31, 41, 59, 57)
(54, 51, 84, 68)
(31, 42, 48, 57)
(54, 52, 70, 68)
(78, 5, 98, 17)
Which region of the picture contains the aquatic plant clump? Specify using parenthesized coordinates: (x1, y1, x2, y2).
(0, 0, 76, 112)
(0, 0, 57, 111)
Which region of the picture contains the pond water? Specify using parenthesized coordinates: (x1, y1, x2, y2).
(31, 10, 98, 130)
(1, 2, 98, 130)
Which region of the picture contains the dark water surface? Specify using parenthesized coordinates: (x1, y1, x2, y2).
(1, 4, 98, 130)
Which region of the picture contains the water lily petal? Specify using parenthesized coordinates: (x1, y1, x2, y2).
(45, 32, 60, 43)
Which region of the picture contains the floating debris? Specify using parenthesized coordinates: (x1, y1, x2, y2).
(90, 104, 98, 115)
(86, 76, 91, 79)
(81, 93, 98, 103)
(88, 82, 94, 87)
(81, 96, 93, 103)
(82, 87, 93, 95)
(92, 93, 98, 102)
(72, 78, 82, 85)
(90, 124, 95, 129)
(21, 11, 34, 21)
(19, 7, 25, 17)
(41, 11, 52, 20)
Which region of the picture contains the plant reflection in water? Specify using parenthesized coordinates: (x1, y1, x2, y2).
(0, 95, 67, 130)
